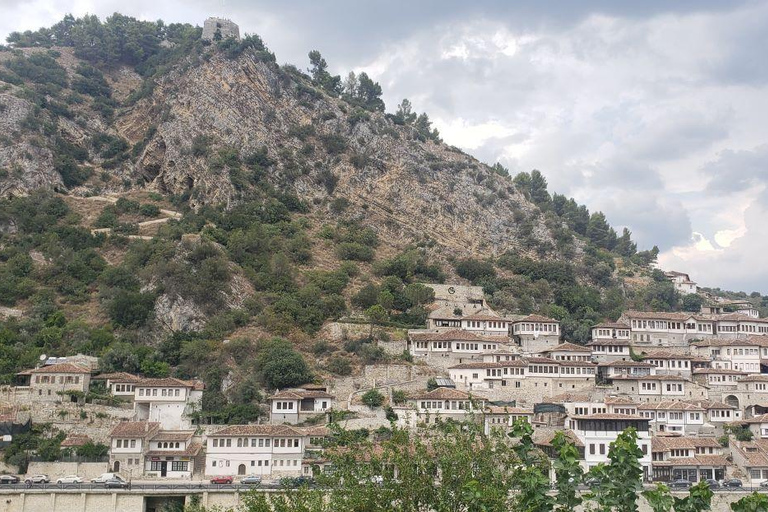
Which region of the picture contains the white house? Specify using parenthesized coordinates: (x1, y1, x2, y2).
(143, 430, 200, 479)
(664, 271, 698, 295)
(566, 413, 652, 479)
(483, 406, 534, 435)
(690, 338, 763, 373)
(408, 329, 504, 367)
(399, 388, 487, 426)
(133, 377, 204, 430)
(539, 342, 593, 361)
(510, 315, 561, 353)
(268, 388, 335, 424)
(636, 350, 694, 377)
(97, 372, 142, 399)
(586, 339, 631, 363)
(637, 401, 706, 435)
(590, 322, 631, 342)
(205, 425, 328, 478)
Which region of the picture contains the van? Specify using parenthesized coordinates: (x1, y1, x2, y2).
(91, 473, 122, 483)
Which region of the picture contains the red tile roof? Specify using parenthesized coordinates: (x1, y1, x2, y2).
(269, 389, 335, 400)
(410, 329, 501, 343)
(516, 314, 558, 323)
(211, 425, 325, 437)
(544, 342, 591, 353)
(110, 421, 161, 438)
(410, 388, 484, 401)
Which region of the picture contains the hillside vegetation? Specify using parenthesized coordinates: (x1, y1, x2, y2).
(0, 14, 729, 423)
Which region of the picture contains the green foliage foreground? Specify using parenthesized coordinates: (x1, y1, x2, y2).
(184, 421, 721, 512)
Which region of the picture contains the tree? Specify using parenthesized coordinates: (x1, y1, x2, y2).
(510, 419, 554, 512)
(364, 305, 388, 339)
(616, 228, 637, 257)
(256, 338, 313, 390)
(552, 431, 583, 512)
(343, 72, 384, 112)
(587, 212, 616, 250)
(732, 492, 768, 512)
(393, 99, 417, 125)
(455, 258, 496, 284)
(361, 389, 384, 408)
(682, 294, 704, 313)
(588, 428, 644, 512)
(308, 50, 341, 96)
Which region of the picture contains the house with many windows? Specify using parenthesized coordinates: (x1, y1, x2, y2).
(730, 439, 768, 485)
(538, 342, 592, 361)
(651, 436, 726, 483)
(483, 406, 534, 435)
(586, 339, 631, 363)
(16, 363, 91, 402)
(133, 378, 204, 430)
(109, 421, 161, 475)
(408, 330, 505, 368)
(510, 315, 560, 353)
(566, 413, 652, 479)
(143, 430, 201, 479)
(637, 401, 706, 435)
(205, 425, 328, 478)
(690, 338, 764, 373)
(397, 388, 487, 426)
(590, 322, 631, 342)
(268, 388, 335, 425)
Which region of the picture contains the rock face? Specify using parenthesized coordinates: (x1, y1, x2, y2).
(0, 45, 580, 261)
(117, 52, 572, 258)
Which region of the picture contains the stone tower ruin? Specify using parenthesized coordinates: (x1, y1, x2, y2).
(202, 17, 241, 42)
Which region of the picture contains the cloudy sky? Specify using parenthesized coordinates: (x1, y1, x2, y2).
(3, 0, 768, 292)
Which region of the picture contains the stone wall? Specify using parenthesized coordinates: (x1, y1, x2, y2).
(26, 462, 108, 480)
(329, 364, 439, 407)
(201, 18, 240, 41)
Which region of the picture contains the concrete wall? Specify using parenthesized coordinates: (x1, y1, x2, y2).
(0, 489, 753, 512)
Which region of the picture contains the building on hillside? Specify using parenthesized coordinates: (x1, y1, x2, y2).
(204, 425, 328, 478)
(692, 368, 746, 394)
(586, 339, 631, 363)
(590, 322, 631, 342)
(635, 350, 694, 378)
(16, 362, 91, 402)
(603, 396, 639, 415)
(426, 308, 515, 337)
(690, 338, 767, 373)
(448, 360, 527, 391)
(483, 406, 534, 435)
(598, 360, 656, 381)
(144, 430, 201, 479)
(408, 329, 507, 368)
(93, 372, 143, 400)
(510, 315, 561, 353)
(637, 401, 706, 435)
(730, 439, 768, 485)
(734, 413, 768, 439)
(608, 375, 709, 403)
(201, 17, 240, 41)
(651, 436, 726, 482)
(664, 271, 698, 295)
(133, 378, 204, 430)
(619, 311, 715, 347)
(701, 299, 760, 319)
(398, 388, 487, 426)
(730, 375, 768, 414)
(268, 388, 335, 425)
(538, 342, 592, 361)
(109, 421, 161, 475)
(566, 413, 652, 478)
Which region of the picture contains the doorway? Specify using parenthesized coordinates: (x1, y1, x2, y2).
(238, 464, 246, 475)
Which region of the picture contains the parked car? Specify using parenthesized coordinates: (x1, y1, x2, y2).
(91, 473, 121, 484)
(704, 479, 721, 489)
(584, 477, 602, 488)
(104, 478, 129, 489)
(280, 476, 314, 488)
(0, 475, 19, 484)
(240, 475, 262, 485)
(210, 476, 234, 485)
(722, 478, 743, 489)
(56, 475, 83, 485)
(669, 479, 692, 489)
(24, 475, 49, 484)
(759, 481, 768, 489)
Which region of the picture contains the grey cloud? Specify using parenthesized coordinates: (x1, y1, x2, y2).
(703, 144, 768, 193)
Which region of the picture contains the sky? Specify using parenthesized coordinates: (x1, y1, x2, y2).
(2, 0, 768, 293)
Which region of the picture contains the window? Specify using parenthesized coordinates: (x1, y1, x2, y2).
(130, 439, 136, 448)
(590, 444, 595, 455)
(117, 440, 122, 448)
(213, 439, 218, 448)
(226, 439, 232, 447)
(171, 461, 188, 472)
(599, 444, 606, 455)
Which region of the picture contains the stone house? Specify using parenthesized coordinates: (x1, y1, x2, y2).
(620, 311, 715, 347)
(398, 388, 487, 426)
(637, 401, 706, 435)
(94, 372, 142, 400)
(201, 17, 240, 41)
(268, 388, 335, 425)
(408, 329, 506, 368)
(510, 315, 561, 353)
(635, 350, 695, 378)
(730, 439, 768, 485)
(483, 405, 534, 435)
(608, 375, 709, 403)
(586, 339, 631, 363)
(17, 362, 91, 402)
(109, 421, 161, 476)
(590, 322, 631, 342)
(538, 342, 592, 361)
(689, 338, 764, 373)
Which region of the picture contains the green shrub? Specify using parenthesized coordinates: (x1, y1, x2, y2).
(362, 389, 384, 408)
(328, 355, 352, 376)
(336, 242, 374, 262)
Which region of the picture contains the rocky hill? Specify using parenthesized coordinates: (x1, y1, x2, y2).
(0, 15, 673, 422)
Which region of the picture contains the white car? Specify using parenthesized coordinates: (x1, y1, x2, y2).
(24, 474, 49, 484)
(56, 475, 83, 484)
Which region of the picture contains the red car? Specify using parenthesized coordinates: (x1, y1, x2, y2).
(210, 476, 234, 484)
